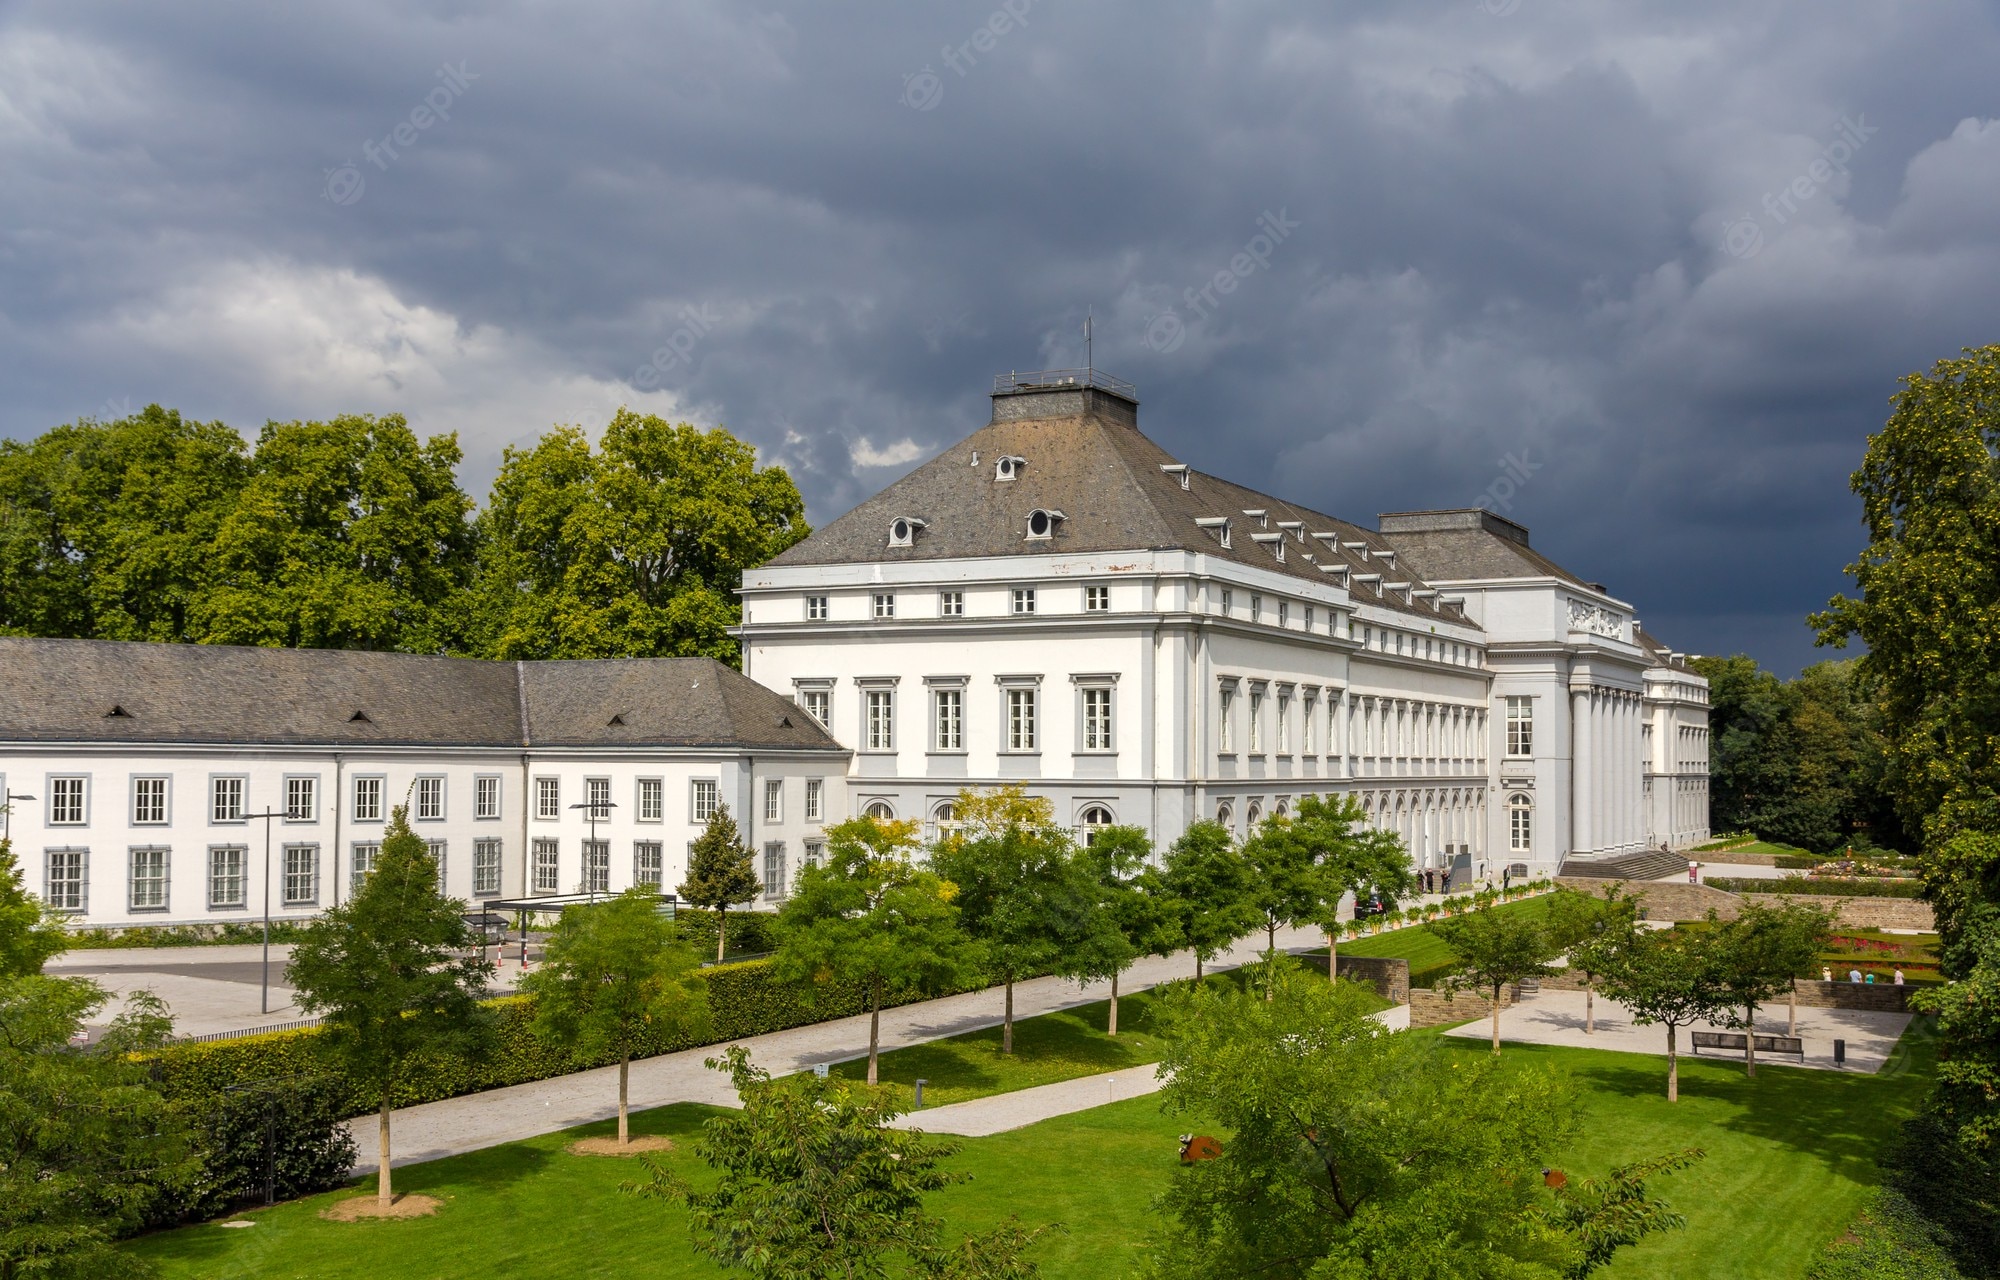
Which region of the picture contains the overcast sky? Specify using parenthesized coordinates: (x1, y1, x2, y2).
(5, 2, 1998, 673)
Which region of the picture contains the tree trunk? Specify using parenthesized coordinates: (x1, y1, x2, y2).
(1264, 921, 1278, 1002)
(1744, 1004, 1757, 1078)
(619, 1054, 631, 1145)
(716, 907, 728, 963)
(1490, 981, 1503, 1055)
(1194, 953, 1203, 983)
(1108, 970, 1120, 1037)
(1328, 930, 1338, 984)
(1788, 979, 1798, 1036)
(378, 1094, 393, 1205)
(1003, 977, 1014, 1054)
(1666, 1024, 1679, 1103)
(868, 976, 882, 1085)
(1584, 978, 1595, 1035)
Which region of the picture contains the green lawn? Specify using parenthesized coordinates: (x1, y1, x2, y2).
(126, 1015, 1933, 1280)
(1338, 893, 1558, 983)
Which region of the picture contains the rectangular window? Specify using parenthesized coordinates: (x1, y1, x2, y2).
(1278, 601, 1289, 628)
(806, 594, 828, 620)
(1012, 587, 1036, 615)
(933, 689, 963, 751)
(475, 775, 502, 820)
(1302, 695, 1318, 754)
(866, 690, 895, 751)
(1506, 696, 1534, 757)
(1249, 691, 1265, 753)
(285, 776, 317, 822)
(1304, 605, 1314, 632)
(583, 839, 610, 895)
(354, 777, 383, 822)
(474, 839, 503, 895)
(46, 849, 86, 911)
(350, 842, 380, 893)
(763, 778, 783, 824)
(803, 839, 825, 869)
(1277, 694, 1292, 754)
(415, 776, 444, 821)
(49, 776, 86, 826)
(1510, 801, 1533, 852)
(536, 776, 561, 820)
(1250, 594, 1262, 623)
(129, 846, 169, 911)
(208, 845, 246, 908)
(633, 840, 663, 889)
(132, 777, 168, 825)
(873, 592, 895, 619)
(585, 777, 612, 820)
(428, 840, 448, 889)
(1007, 688, 1038, 752)
(1218, 588, 1232, 616)
(637, 778, 663, 823)
(532, 839, 560, 893)
(211, 776, 245, 824)
(1085, 585, 1109, 612)
(939, 590, 964, 617)
(1082, 687, 1113, 751)
(1219, 687, 1235, 753)
(801, 689, 831, 726)
(691, 779, 719, 823)
(805, 778, 823, 822)
(283, 844, 318, 906)
(763, 841, 787, 900)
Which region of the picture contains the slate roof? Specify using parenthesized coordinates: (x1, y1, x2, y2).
(769, 389, 1470, 624)
(0, 638, 843, 751)
(1635, 628, 1694, 671)
(1375, 509, 1595, 589)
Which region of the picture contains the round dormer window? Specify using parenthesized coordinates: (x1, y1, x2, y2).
(888, 516, 925, 547)
(1028, 509, 1052, 538)
(892, 518, 912, 542)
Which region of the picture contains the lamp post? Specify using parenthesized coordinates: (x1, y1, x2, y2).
(570, 797, 617, 903)
(244, 808, 287, 1015)
(2, 792, 35, 843)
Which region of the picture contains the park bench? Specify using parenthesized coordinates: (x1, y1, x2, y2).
(1689, 1031, 1806, 1062)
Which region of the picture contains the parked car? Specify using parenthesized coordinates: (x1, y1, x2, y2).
(1353, 894, 1389, 920)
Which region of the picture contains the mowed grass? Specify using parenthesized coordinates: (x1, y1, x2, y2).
(1338, 892, 1558, 976)
(125, 1013, 1932, 1280)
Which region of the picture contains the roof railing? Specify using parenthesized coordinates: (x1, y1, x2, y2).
(993, 368, 1137, 398)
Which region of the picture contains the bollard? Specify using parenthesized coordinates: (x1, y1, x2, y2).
(1833, 1039, 1846, 1067)
(914, 1078, 926, 1109)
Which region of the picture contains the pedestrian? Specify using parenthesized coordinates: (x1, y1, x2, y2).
(1503, 868, 1512, 891)
(1865, 972, 1876, 985)
(1893, 968, 1905, 986)
(1849, 968, 1863, 984)
(1442, 868, 1453, 894)
(1687, 860, 1699, 884)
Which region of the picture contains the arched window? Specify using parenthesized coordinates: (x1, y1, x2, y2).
(864, 800, 895, 823)
(1215, 801, 1234, 829)
(1246, 801, 1263, 829)
(1078, 804, 1114, 844)
(1273, 799, 1289, 819)
(1508, 793, 1533, 853)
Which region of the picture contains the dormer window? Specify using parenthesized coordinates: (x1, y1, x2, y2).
(1195, 516, 1230, 549)
(1026, 508, 1065, 540)
(1277, 520, 1304, 542)
(1160, 463, 1191, 490)
(1251, 531, 1285, 562)
(1242, 508, 1268, 527)
(995, 455, 1025, 482)
(1343, 540, 1370, 560)
(888, 516, 928, 547)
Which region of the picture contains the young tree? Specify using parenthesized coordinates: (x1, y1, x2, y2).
(771, 815, 977, 1084)
(1237, 813, 1326, 993)
(1430, 899, 1561, 1054)
(1145, 959, 1581, 1279)
(1712, 899, 1834, 1074)
(286, 806, 492, 1206)
(521, 888, 708, 1145)
(1157, 821, 1259, 981)
(1283, 793, 1412, 983)
(0, 836, 70, 978)
(1598, 928, 1728, 1102)
(1064, 825, 1174, 1037)
(1545, 884, 1639, 1035)
(0, 976, 196, 1280)
(929, 787, 1083, 1054)
(627, 1047, 1055, 1279)
(678, 804, 761, 963)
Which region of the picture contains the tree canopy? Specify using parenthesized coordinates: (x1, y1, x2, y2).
(678, 805, 762, 963)
(1157, 820, 1260, 981)
(0, 838, 69, 978)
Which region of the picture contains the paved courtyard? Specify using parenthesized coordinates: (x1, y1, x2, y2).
(1443, 988, 1913, 1073)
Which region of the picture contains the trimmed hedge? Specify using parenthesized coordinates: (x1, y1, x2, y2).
(148, 957, 939, 1117)
(1709, 875, 1926, 899)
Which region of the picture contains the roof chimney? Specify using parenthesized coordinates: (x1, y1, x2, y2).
(990, 368, 1138, 427)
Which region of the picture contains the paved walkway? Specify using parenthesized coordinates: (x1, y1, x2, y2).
(1442, 988, 1912, 1073)
(357, 924, 1341, 1168)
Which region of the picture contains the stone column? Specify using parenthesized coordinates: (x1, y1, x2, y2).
(1571, 685, 1593, 854)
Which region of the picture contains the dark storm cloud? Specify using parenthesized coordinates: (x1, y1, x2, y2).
(4, 0, 1999, 673)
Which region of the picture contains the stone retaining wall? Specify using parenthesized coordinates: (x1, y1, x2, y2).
(1334, 955, 1411, 1005)
(1556, 877, 1934, 930)
(1788, 978, 1914, 1013)
(1748, 893, 1935, 930)
(1409, 984, 1518, 1029)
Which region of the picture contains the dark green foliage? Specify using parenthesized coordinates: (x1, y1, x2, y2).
(1880, 1113, 2000, 1278)
(625, 1046, 1056, 1279)
(1529, 1149, 1706, 1278)
(1157, 821, 1259, 977)
(1808, 1190, 1970, 1280)
(159, 1075, 357, 1224)
(678, 806, 762, 963)
(668, 906, 778, 959)
(1430, 897, 1562, 1053)
(0, 837, 69, 977)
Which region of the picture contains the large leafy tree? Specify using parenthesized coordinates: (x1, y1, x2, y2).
(285, 806, 492, 1205)
(192, 415, 477, 653)
(1285, 793, 1412, 983)
(629, 1047, 1055, 1279)
(1158, 821, 1260, 981)
(1430, 899, 1562, 1055)
(0, 405, 248, 642)
(1062, 825, 1174, 1037)
(0, 977, 195, 1280)
(1144, 960, 1584, 1280)
(521, 888, 708, 1145)
(678, 805, 762, 963)
(772, 815, 977, 1084)
(471, 413, 808, 663)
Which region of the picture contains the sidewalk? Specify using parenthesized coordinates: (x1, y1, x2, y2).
(356, 924, 1337, 1168)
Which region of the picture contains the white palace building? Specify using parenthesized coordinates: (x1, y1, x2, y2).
(0, 369, 1708, 931)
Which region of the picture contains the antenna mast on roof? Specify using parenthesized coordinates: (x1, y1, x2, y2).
(1084, 307, 1093, 378)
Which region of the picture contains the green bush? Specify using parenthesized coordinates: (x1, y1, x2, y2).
(671, 906, 781, 958)
(1808, 1189, 1969, 1280)
(1709, 876, 1927, 899)
(68, 921, 320, 949)
(150, 1074, 356, 1224)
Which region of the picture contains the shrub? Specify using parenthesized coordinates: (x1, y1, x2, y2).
(1808, 1188, 1971, 1280)
(150, 1074, 356, 1223)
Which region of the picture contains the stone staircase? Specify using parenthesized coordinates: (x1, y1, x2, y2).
(1557, 848, 1688, 882)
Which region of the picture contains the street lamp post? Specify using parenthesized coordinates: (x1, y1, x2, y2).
(570, 798, 617, 903)
(244, 808, 287, 1015)
(2, 792, 36, 844)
